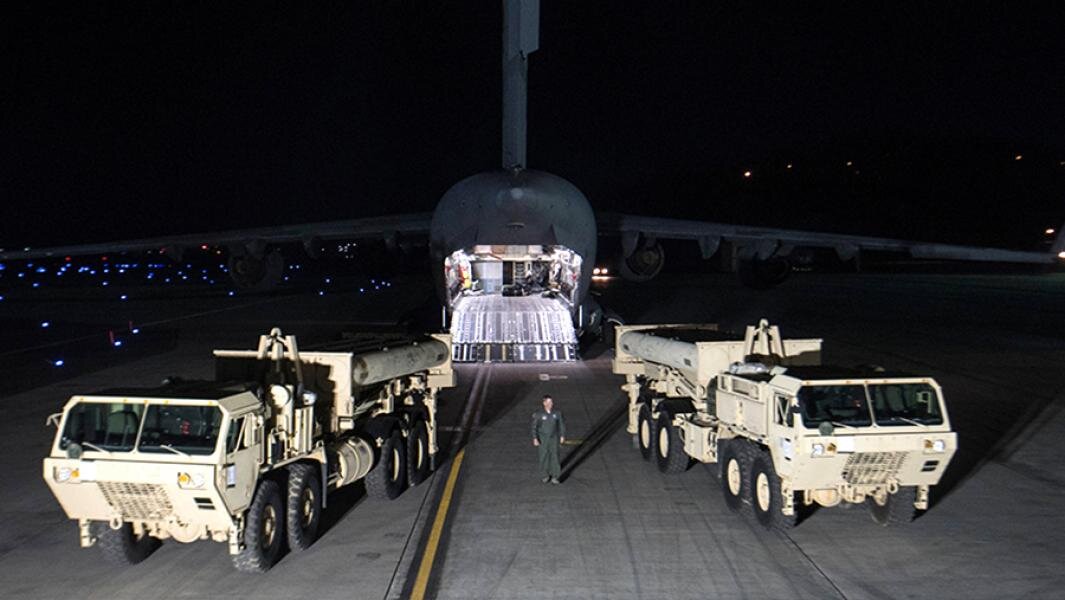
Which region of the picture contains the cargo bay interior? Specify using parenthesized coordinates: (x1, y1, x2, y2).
(444, 245, 581, 362)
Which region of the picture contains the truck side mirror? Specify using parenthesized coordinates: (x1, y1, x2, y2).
(46, 412, 63, 429)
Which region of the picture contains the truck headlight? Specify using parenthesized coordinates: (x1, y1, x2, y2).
(811, 443, 825, 457)
(924, 439, 946, 453)
(177, 472, 206, 489)
(54, 466, 76, 483)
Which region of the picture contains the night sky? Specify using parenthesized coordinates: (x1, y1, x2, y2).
(4, 3, 1064, 250)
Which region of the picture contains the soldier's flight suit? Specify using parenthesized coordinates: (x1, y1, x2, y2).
(531, 408, 565, 480)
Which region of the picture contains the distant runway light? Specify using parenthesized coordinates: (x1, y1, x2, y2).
(102, 281, 109, 287)
(228, 291, 235, 297)
(1059, 251, 1065, 259)
(325, 277, 332, 284)
(846, 161, 853, 167)
(120, 294, 128, 301)
(41, 321, 50, 328)
(132, 328, 140, 334)
(786, 163, 793, 169)
(743, 170, 752, 178)
(1046, 228, 1056, 235)
(1015, 155, 1023, 161)
(359, 288, 365, 293)
(317, 290, 325, 296)
(53, 359, 65, 367)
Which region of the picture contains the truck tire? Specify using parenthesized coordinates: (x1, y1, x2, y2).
(366, 428, 407, 500)
(868, 486, 918, 526)
(718, 440, 747, 511)
(233, 479, 285, 572)
(655, 412, 691, 474)
(750, 451, 797, 531)
(286, 463, 322, 552)
(407, 419, 431, 486)
(91, 521, 160, 565)
(636, 404, 656, 461)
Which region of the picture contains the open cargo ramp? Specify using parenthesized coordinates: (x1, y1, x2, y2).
(450, 295, 578, 362)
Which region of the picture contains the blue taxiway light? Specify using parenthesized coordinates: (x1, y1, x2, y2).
(0, 263, 5, 271)
(32, 282, 40, 288)
(132, 328, 140, 334)
(18, 272, 25, 278)
(120, 294, 128, 301)
(53, 359, 65, 367)
(113, 340, 123, 347)
(102, 281, 109, 287)
(359, 288, 365, 293)
(0, 295, 5, 301)
(35, 266, 46, 274)
(317, 290, 325, 296)
(41, 321, 50, 328)
(325, 277, 332, 284)
(227, 291, 235, 297)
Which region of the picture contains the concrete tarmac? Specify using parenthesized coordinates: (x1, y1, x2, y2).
(2, 270, 1064, 599)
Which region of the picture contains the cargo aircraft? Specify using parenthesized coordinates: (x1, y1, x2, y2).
(4, 1, 1063, 362)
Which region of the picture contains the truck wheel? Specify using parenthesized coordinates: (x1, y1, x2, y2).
(750, 451, 797, 531)
(655, 412, 691, 474)
(233, 479, 284, 572)
(407, 419, 431, 486)
(718, 440, 747, 511)
(286, 463, 322, 552)
(366, 429, 407, 500)
(91, 521, 161, 565)
(636, 404, 656, 461)
(868, 486, 918, 526)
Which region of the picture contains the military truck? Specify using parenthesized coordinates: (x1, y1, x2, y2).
(613, 320, 957, 529)
(43, 328, 455, 571)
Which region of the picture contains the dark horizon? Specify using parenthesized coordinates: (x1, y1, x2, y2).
(3, 3, 1064, 250)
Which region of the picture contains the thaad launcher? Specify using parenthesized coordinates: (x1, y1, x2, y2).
(613, 320, 956, 529)
(43, 328, 454, 572)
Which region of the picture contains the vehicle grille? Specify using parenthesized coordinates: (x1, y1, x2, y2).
(841, 452, 906, 485)
(97, 482, 174, 520)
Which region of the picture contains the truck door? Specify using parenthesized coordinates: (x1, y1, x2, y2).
(770, 393, 796, 467)
(220, 413, 260, 514)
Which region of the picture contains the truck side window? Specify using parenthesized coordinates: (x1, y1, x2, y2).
(775, 394, 792, 426)
(226, 417, 245, 453)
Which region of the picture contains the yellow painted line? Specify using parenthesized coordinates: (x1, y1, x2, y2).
(410, 448, 466, 600)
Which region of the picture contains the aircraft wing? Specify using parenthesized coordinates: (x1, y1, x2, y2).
(597, 212, 1063, 265)
(0, 213, 434, 260)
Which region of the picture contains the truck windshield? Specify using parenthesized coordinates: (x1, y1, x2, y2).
(138, 405, 223, 455)
(797, 385, 872, 427)
(60, 402, 145, 452)
(868, 383, 943, 426)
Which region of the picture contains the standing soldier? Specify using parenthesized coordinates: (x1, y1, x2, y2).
(531, 395, 565, 484)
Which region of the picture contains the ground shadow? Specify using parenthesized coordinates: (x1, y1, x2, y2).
(559, 398, 628, 482)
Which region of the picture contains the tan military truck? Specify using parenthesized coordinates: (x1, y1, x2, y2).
(43, 328, 455, 571)
(613, 320, 957, 529)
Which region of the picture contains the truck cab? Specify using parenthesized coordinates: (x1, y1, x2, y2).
(717, 365, 957, 523)
(44, 382, 265, 555)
